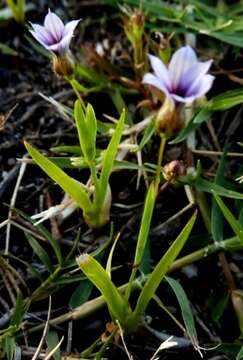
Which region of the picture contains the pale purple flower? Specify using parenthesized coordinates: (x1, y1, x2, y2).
(29, 9, 80, 55)
(143, 46, 215, 103)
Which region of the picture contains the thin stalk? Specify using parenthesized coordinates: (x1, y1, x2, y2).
(134, 42, 143, 77)
(169, 236, 240, 272)
(155, 134, 167, 193)
(67, 78, 85, 109)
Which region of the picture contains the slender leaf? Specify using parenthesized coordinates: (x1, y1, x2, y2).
(170, 109, 211, 145)
(69, 280, 93, 309)
(25, 232, 54, 273)
(236, 345, 243, 360)
(46, 331, 61, 360)
(134, 183, 156, 269)
(25, 142, 91, 211)
(166, 276, 198, 348)
(209, 88, 243, 111)
(194, 178, 243, 199)
(213, 194, 243, 244)
(10, 290, 25, 328)
(211, 147, 228, 242)
(137, 119, 155, 151)
(76, 254, 130, 322)
(106, 232, 120, 279)
(132, 212, 197, 322)
(99, 110, 125, 201)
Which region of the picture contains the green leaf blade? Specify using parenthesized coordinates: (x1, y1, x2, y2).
(25, 142, 91, 212)
(132, 211, 197, 323)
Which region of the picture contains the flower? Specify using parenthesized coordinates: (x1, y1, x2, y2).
(143, 46, 215, 103)
(29, 9, 80, 55)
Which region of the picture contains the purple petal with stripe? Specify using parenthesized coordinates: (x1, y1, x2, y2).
(143, 73, 170, 96)
(168, 46, 197, 89)
(44, 9, 64, 42)
(148, 54, 171, 90)
(179, 60, 213, 93)
(30, 23, 54, 45)
(186, 74, 215, 98)
(63, 19, 81, 37)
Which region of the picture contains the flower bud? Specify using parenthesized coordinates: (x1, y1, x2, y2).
(52, 53, 74, 77)
(155, 96, 178, 136)
(162, 160, 186, 184)
(123, 9, 145, 45)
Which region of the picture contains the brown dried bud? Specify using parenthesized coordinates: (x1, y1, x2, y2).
(162, 160, 186, 183)
(155, 96, 178, 136)
(52, 54, 74, 77)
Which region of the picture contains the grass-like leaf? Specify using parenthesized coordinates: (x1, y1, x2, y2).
(76, 254, 131, 322)
(194, 178, 243, 200)
(125, 183, 156, 300)
(99, 110, 125, 203)
(25, 232, 54, 273)
(25, 142, 91, 212)
(171, 89, 243, 145)
(74, 101, 97, 162)
(211, 147, 228, 242)
(166, 276, 198, 349)
(170, 109, 211, 145)
(131, 211, 197, 326)
(213, 194, 243, 244)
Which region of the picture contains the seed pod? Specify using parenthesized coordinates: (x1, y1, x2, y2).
(162, 160, 186, 183)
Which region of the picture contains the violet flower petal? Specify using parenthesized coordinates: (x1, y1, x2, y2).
(46, 43, 63, 53)
(148, 54, 171, 90)
(63, 19, 81, 36)
(143, 73, 170, 96)
(44, 9, 64, 42)
(186, 74, 215, 98)
(180, 60, 213, 93)
(56, 20, 80, 53)
(30, 24, 53, 45)
(170, 93, 197, 104)
(168, 46, 197, 89)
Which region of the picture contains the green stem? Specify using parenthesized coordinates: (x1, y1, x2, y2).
(155, 134, 167, 193)
(66, 77, 85, 109)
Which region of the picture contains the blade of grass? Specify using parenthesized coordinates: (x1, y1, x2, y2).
(213, 194, 243, 244)
(131, 212, 197, 325)
(76, 254, 131, 322)
(211, 147, 228, 242)
(165, 276, 198, 349)
(25, 142, 91, 212)
(99, 110, 125, 203)
(25, 232, 54, 273)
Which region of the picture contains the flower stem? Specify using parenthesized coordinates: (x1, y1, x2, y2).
(66, 77, 85, 109)
(155, 134, 167, 193)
